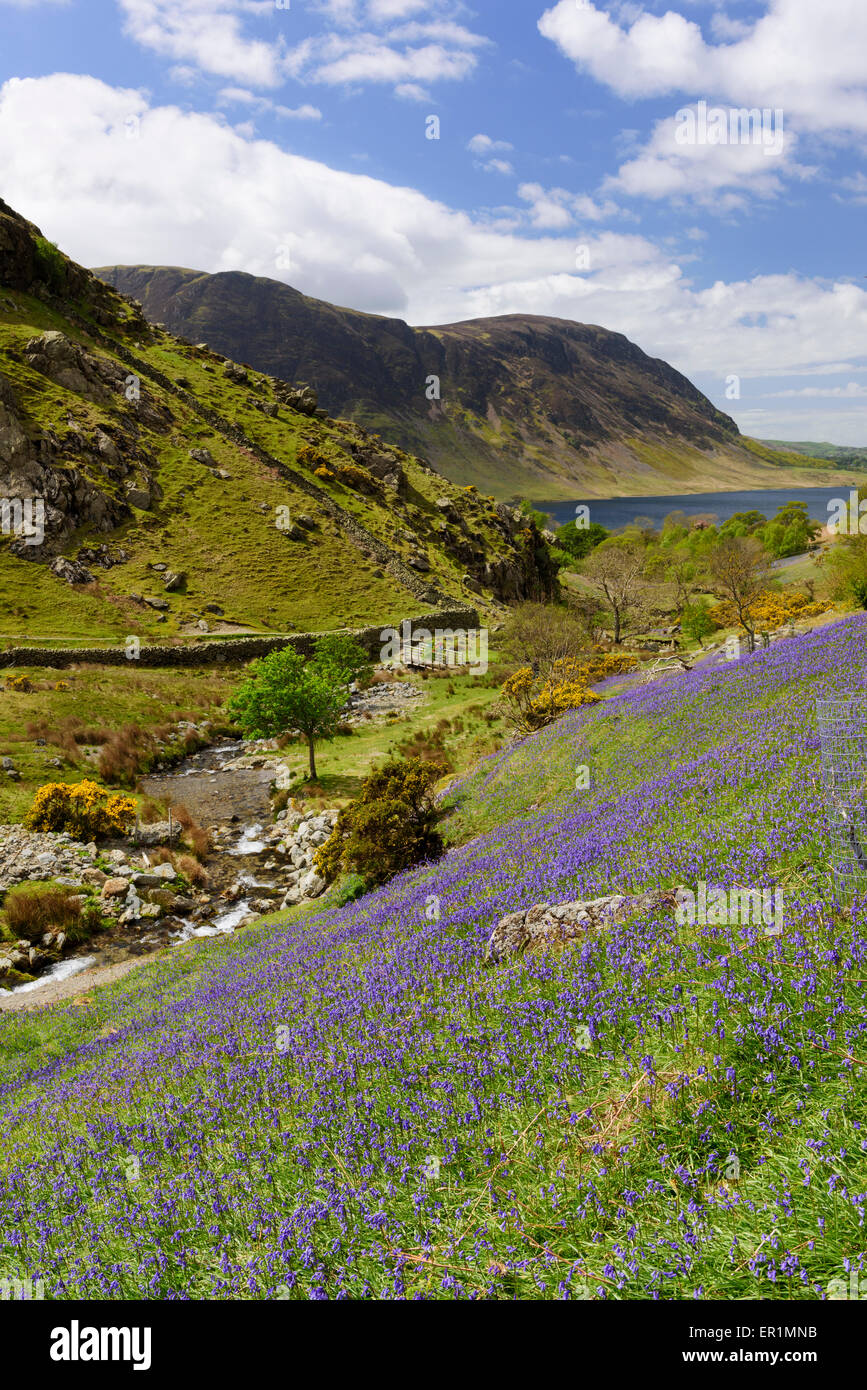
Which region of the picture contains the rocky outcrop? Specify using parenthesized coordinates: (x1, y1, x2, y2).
(0, 369, 132, 556)
(485, 887, 689, 962)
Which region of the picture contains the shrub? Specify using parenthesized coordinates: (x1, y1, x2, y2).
(334, 461, 378, 493)
(499, 654, 630, 733)
(5, 674, 34, 693)
(681, 598, 715, 645)
(33, 235, 67, 293)
(4, 881, 83, 943)
(176, 854, 209, 889)
(25, 780, 136, 839)
(331, 872, 367, 907)
(315, 757, 445, 888)
(97, 725, 155, 786)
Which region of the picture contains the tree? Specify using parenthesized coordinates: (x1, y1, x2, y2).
(757, 500, 820, 559)
(706, 534, 771, 652)
(680, 598, 715, 646)
(228, 635, 369, 778)
(645, 539, 699, 615)
(313, 632, 373, 686)
(581, 535, 648, 644)
(720, 510, 767, 538)
(499, 599, 601, 675)
(555, 519, 609, 562)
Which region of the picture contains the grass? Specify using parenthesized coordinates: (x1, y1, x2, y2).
(0, 288, 527, 640)
(1, 616, 866, 1298)
(0, 663, 239, 821)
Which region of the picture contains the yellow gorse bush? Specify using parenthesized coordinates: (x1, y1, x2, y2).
(710, 590, 832, 631)
(25, 780, 136, 839)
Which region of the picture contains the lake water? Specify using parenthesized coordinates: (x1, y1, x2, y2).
(535, 485, 851, 533)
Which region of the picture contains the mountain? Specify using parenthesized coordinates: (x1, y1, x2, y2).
(94, 264, 853, 501)
(0, 199, 560, 644)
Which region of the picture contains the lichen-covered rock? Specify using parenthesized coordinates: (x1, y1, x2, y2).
(485, 887, 689, 962)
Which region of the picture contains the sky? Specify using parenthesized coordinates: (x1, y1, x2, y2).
(0, 0, 865, 446)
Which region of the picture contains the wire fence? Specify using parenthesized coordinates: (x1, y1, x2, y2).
(816, 695, 867, 897)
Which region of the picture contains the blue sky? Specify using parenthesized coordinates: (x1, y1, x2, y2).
(1, 0, 866, 446)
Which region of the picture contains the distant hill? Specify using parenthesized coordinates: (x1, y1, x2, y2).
(0, 198, 558, 643)
(94, 265, 851, 501)
(759, 439, 867, 469)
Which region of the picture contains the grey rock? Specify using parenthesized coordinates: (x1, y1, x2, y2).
(485, 887, 689, 963)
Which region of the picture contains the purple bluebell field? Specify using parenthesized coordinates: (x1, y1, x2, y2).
(2, 616, 866, 1300)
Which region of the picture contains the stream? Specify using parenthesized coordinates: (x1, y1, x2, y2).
(4, 742, 291, 1000)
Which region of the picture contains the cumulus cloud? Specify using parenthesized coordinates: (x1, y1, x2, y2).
(117, 0, 287, 88)
(519, 182, 620, 228)
(538, 0, 867, 134)
(607, 106, 814, 206)
(467, 134, 513, 154)
(116, 0, 488, 95)
(2, 73, 866, 402)
(217, 87, 322, 119)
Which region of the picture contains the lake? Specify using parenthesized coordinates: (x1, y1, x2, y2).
(535, 485, 851, 533)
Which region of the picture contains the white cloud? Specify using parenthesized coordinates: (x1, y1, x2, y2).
(518, 182, 620, 227)
(483, 159, 514, 176)
(217, 87, 322, 119)
(307, 38, 479, 86)
(394, 82, 430, 101)
(538, 0, 867, 134)
(606, 106, 814, 206)
(366, 0, 426, 17)
(2, 72, 866, 419)
(764, 382, 867, 398)
(116, 0, 488, 95)
(118, 0, 286, 88)
(734, 407, 867, 446)
(467, 133, 513, 154)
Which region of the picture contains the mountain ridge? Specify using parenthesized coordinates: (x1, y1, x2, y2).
(95, 262, 851, 500)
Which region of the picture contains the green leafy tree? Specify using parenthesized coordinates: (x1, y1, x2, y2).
(757, 501, 820, 559)
(228, 635, 369, 778)
(313, 632, 373, 686)
(681, 598, 715, 645)
(554, 519, 609, 562)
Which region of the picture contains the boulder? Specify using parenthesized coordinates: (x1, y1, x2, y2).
(101, 877, 130, 898)
(485, 887, 689, 963)
(299, 869, 326, 898)
(50, 556, 94, 586)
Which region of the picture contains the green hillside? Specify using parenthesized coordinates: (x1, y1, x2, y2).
(0, 200, 555, 643)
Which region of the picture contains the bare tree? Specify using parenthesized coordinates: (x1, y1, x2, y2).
(582, 537, 649, 645)
(499, 599, 601, 675)
(706, 534, 771, 652)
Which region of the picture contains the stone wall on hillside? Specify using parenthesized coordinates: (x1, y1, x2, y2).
(0, 607, 481, 669)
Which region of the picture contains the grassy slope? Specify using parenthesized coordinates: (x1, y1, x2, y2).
(0, 657, 507, 824)
(0, 290, 528, 639)
(1, 615, 865, 1298)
